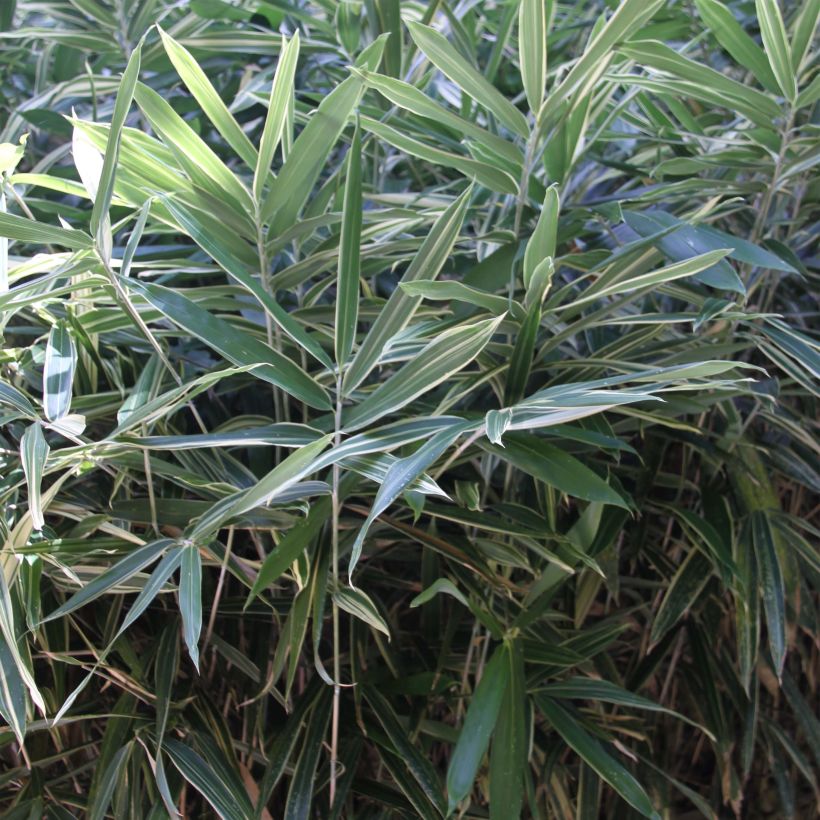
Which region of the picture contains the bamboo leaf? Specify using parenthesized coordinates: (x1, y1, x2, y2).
(21, 423, 49, 530)
(333, 586, 390, 637)
(254, 32, 300, 201)
(336, 122, 362, 366)
(536, 696, 660, 819)
(122, 277, 331, 410)
(344, 187, 471, 393)
(90, 41, 140, 256)
(519, 0, 547, 114)
(179, 545, 203, 671)
(43, 322, 77, 422)
(407, 21, 529, 138)
(344, 315, 502, 432)
(755, 0, 797, 101)
(446, 644, 510, 814)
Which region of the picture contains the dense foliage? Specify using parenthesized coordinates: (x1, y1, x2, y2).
(0, 0, 818, 817)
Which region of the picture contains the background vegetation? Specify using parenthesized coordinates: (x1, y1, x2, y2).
(0, 0, 817, 817)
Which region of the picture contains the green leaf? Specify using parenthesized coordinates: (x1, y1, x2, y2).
(166, 739, 254, 820)
(21, 423, 49, 530)
(538, 0, 664, 131)
(90, 41, 140, 256)
(263, 74, 366, 233)
(650, 550, 713, 646)
(407, 21, 529, 138)
(344, 187, 471, 393)
(189, 434, 332, 540)
(755, 0, 797, 101)
(344, 315, 503, 432)
(336, 122, 362, 366)
(519, 0, 547, 113)
(0, 633, 27, 745)
(123, 277, 331, 410)
(360, 116, 518, 194)
(399, 279, 521, 318)
(446, 643, 510, 814)
(333, 586, 390, 637)
(348, 420, 469, 575)
(489, 640, 526, 819)
(43, 322, 76, 422)
(115, 548, 183, 641)
(154, 620, 180, 744)
(159, 28, 258, 167)
(481, 433, 629, 508)
(254, 31, 300, 201)
(365, 687, 447, 815)
(535, 696, 660, 819)
(88, 743, 132, 820)
(485, 408, 513, 446)
(524, 184, 559, 288)
(247, 496, 331, 604)
(0, 211, 93, 250)
(133, 82, 253, 212)
(42, 539, 173, 623)
(539, 676, 716, 740)
(180, 545, 203, 672)
(158, 197, 332, 368)
(694, 0, 780, 94)
(353, 68, 523, 167)
(505, 302, 541, 405)
(618, 40, 782, 126)
(750, 510, 787, 677)
(557, 248, 733, 311)
(0, 571, 45, 715)
(284, 690, 332, 820)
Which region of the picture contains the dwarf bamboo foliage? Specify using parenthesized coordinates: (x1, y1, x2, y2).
(0, 1, 817, 818)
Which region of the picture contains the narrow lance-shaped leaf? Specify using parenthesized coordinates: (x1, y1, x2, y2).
(481, 432, 629, 508)
(489, 640, 526, 819)
(262, 35, 386, 232)
(535, 696, 660, 819)
(333, 586, 390, 637)
(538, 0, 664, 131)
(344, 187, 471, 393)
(407, 21, 529, 138)
(524, 184, 559, 288)
(180, 544, 203, 672)
(159, 28, 258, 167)
(349, 422, 471, 576)
(650, 550, 713, 646)
(0, 633, 27, 745)
(254, 31, 300, 201)
(91, 41, 141, 256)
(159, 197, 332, 369)
(519, 0, 547, 114)
(693, 0, 780, 94)
(44, 322, 76, 422)
(335, 122, 362, 366)
(344, 315, 503, 432)
(447, 643, 510, 814)
(0, 567, 46, 716)
(0, 211, 93, 250)
(364, 687, 447, 815)
(166, 739, 255, 820)
(21, 423, 49, 530)
(88, 744, 132, 820)
(755, 0, 797, 102)
(751, 510, 787, 677)
(42, 539, 173, 623)
(189, 434, 332, 540)
(123, 277, 331, 410)
(284, 692, 333, 820)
